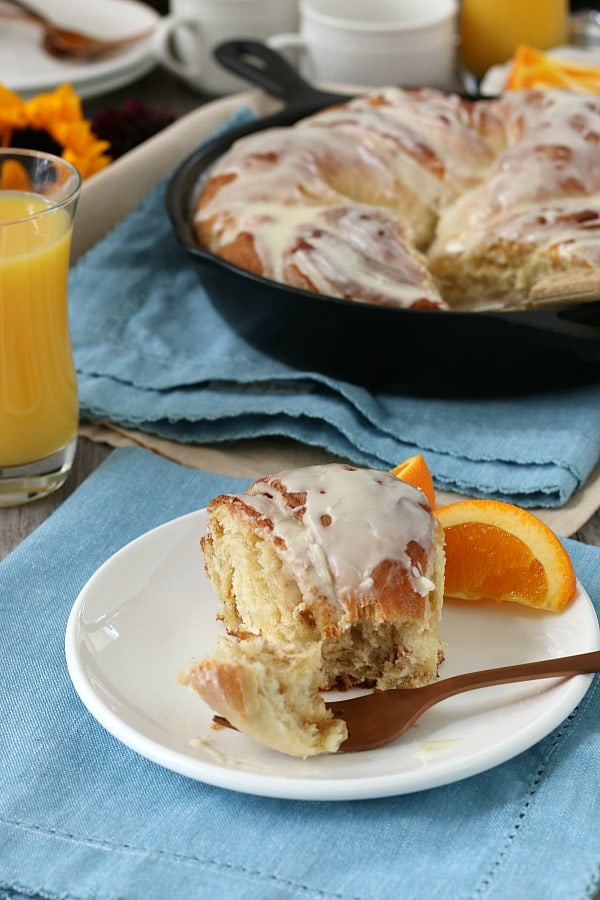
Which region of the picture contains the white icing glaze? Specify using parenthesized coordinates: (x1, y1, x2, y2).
(195, 87, 600, 309)
(239, 464, 435, 617)
(431, 196, 600, 268)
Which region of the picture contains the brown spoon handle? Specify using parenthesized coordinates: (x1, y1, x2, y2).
(425, 650, 600, 703)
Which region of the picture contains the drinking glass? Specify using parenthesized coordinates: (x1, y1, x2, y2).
(459, 0, 568, 82)
(0, 148, 81, 506)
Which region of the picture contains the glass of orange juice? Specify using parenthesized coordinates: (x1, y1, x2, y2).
(0, 148, 81, 506)
(459, 0, 568, 82)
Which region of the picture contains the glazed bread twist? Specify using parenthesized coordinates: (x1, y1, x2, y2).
(195, 87, 600, 310)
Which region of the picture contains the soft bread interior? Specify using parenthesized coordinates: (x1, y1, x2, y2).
(202, 503, 320, 646)
(321, 519, 445, 691)
(183, 638, 347, 758)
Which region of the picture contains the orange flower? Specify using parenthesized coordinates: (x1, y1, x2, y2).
(0, 83, 111, 179)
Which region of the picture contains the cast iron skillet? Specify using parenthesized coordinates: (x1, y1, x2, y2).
(166, 40, 600, 395)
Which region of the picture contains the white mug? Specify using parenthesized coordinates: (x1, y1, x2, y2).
(152, 0, 298, 95)
(268, 0, 458, 88)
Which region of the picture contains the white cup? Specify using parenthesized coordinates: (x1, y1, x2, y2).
(152, 0, 298, 95)
(268, 0, 458, 88)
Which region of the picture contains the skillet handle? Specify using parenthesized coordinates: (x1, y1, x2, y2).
(498, 302, 600, 363)
(213, 39, 349, 108)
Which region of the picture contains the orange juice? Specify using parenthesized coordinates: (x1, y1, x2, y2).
(0, 191, 78, 468)
(459, 0, 568, 80)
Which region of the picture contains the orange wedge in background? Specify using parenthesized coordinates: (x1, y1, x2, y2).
(391, 454, 436, 510)
(506, 44, 600, 93)
(435, 498, 577, 612)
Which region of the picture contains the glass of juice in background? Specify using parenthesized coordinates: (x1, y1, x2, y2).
(0, 149, 81, 506)
(459, 0, 568, 82)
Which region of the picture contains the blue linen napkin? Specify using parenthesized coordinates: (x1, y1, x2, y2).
(1, 447, 599, 900)
(0, 448, 600, 900)
(68, 110, 600, 508)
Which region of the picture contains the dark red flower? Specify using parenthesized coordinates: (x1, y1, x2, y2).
(91, 100, 175, 159)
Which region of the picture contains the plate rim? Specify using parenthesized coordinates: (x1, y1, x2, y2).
(0, 0, 159, 96)
(65, 509, 600, 801)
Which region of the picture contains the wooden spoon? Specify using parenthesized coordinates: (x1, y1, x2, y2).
(527, 269, 600, 306)
(214, 650, 600, 752)
(3, 0, 153, 61)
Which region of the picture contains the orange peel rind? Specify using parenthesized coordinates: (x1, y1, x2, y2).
(390, 454, 436, 511)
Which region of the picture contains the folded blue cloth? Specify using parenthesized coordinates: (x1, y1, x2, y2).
(68, 109, 600, 508)
(1, 447, 599, 899)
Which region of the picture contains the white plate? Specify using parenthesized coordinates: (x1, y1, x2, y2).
(480, 45, 600, 96)
(0, 0, 159, 99)
(65, 509, 600, 801)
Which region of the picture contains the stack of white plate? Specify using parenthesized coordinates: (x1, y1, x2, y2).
(0, 0, 160, 99)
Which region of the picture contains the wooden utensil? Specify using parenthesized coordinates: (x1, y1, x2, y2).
(2, 0, 153, 61)
(214, 650, 600, 752)
(528, 269, 600, 306)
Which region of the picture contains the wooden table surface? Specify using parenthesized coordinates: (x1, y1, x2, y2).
(0, 65, 599, 561)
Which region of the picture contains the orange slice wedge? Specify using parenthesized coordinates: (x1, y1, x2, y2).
(434, 498, 577, 612)
(506, 44, 600, 93)
(391, 454, 436, 510)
